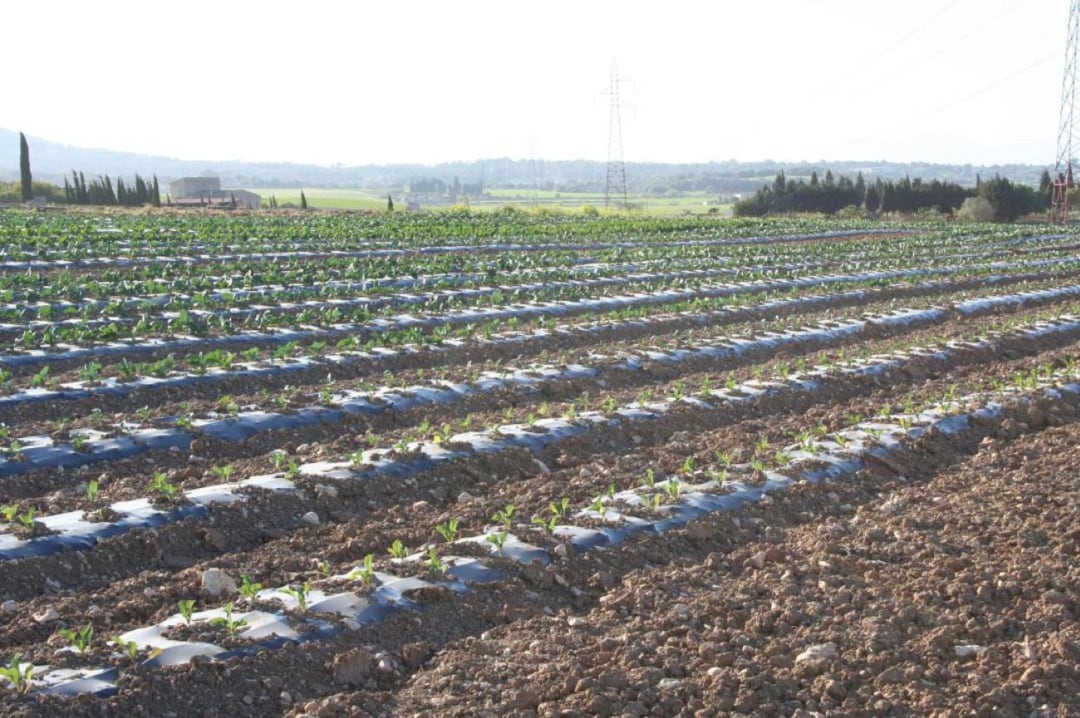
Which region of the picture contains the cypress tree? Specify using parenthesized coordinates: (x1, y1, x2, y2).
(300, 190, 308, 210)
(19, 132, 32, 201)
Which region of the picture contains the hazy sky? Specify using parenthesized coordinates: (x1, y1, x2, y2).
(3, 0, 1067, 166)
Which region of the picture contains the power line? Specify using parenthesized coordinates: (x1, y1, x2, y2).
(830, 50, 1056, 157)
(804, 0, 963, 104)
(846, 0, 1032, 105)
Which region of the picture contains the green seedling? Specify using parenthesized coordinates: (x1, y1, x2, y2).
(491, 504, 516, 530)
(648, 493, 664, 511)
(57, 624, 93, 653)
(348, 554, 376, 585)
(0, 504, 18, 523)
(680, 456, 696, 475)
(283, 460, 301, 480)
(238, 575, 262, 602)
(643, 467, 657, 488)
(664, 479, 682, 502)
(426, 547, 447, 575)
(6, 441, 23, 460)
(549, 498, 570, 519)
(111, 636, 140, 663)
(281, 581, 311, 613)
(388, 539, 408, 559)
(72, 434, 89, 453)
(486, 531, 509, 554)
(210, 603, 247, 637)
(0, 655, 32, 695)
(211, 465, 234, 482)
(316, 559, 331, 576)
(271, 451, 288, 471)
(149, 471, 179, 501)
(531, 515, 557, 534)
(29, 366, 49, 388)
(348, 449, 367, 468)
(435, 518, 460, 544)
(589, 495, 607, 517)
(177, 599, 196, 625)
(16, 507, 36, 531)
(77, 362, 103, 384)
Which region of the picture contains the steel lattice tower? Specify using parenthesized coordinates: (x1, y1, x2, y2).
(604, 61, 628, 210)
(1052, 0, 1080, 224)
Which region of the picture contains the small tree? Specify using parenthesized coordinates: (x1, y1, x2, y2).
(956, 196, 995, 223)
(300, 190, 308, 210)
(19, 133, 32, 201)
(387, 193, 394, 212)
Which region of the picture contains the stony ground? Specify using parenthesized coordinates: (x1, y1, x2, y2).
(297, 422, 1080, 718)
(8, 398, 1076, 717)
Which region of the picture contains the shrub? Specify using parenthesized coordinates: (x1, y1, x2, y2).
(955, 196, 995, 223)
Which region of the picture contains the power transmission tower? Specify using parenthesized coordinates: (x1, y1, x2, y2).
(604, 60, 628, 210)
(1052, 0, 1080, 225)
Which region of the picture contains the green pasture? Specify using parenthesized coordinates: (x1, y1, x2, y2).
(249, 188, 386, 210)
(247, 186, 731, 216)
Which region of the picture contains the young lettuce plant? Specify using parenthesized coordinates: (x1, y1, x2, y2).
(0, 655, 32, 695)
(491, 504, 516, 530)
(57, 624, 93, 654)
(347, 554, 377, 586)
(426, 547, 448, 576)
(387, 539, 408, 559)
(210, 603, 247, 638)
(486, 530, 509, 555)
(549, 498, 570, 520)
(282, 581, 311, 613)
(211, 465, 234, 482)
(177, 599, 196, 626)
(149, 471, 180, 503)
(238, 576, 262, 603)
(435, 518, 460, 544)
(110, 636, 140, 664)
(531, 514, 557, 535)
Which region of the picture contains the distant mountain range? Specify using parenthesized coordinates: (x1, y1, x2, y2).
(0, 128, 1050, 195)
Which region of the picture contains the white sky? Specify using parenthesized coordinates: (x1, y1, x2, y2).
(3, 0, 1068, 166)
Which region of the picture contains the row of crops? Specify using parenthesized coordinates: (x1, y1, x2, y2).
(1, 212, 1078, 714)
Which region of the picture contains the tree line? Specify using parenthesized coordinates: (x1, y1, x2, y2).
(734, 170, 1048, 222)
(63, 171, 161, 207)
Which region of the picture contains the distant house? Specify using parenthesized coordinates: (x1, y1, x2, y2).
(169, 177, 261, 209)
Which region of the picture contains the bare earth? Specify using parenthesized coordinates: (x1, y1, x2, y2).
(10, 386, 1077, 717)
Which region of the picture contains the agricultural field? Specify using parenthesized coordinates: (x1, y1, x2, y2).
(249, 187, 729, 215)
(0, 211, 1078, 716)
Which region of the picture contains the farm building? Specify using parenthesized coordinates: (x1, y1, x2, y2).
(169, 177, 261, 209)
